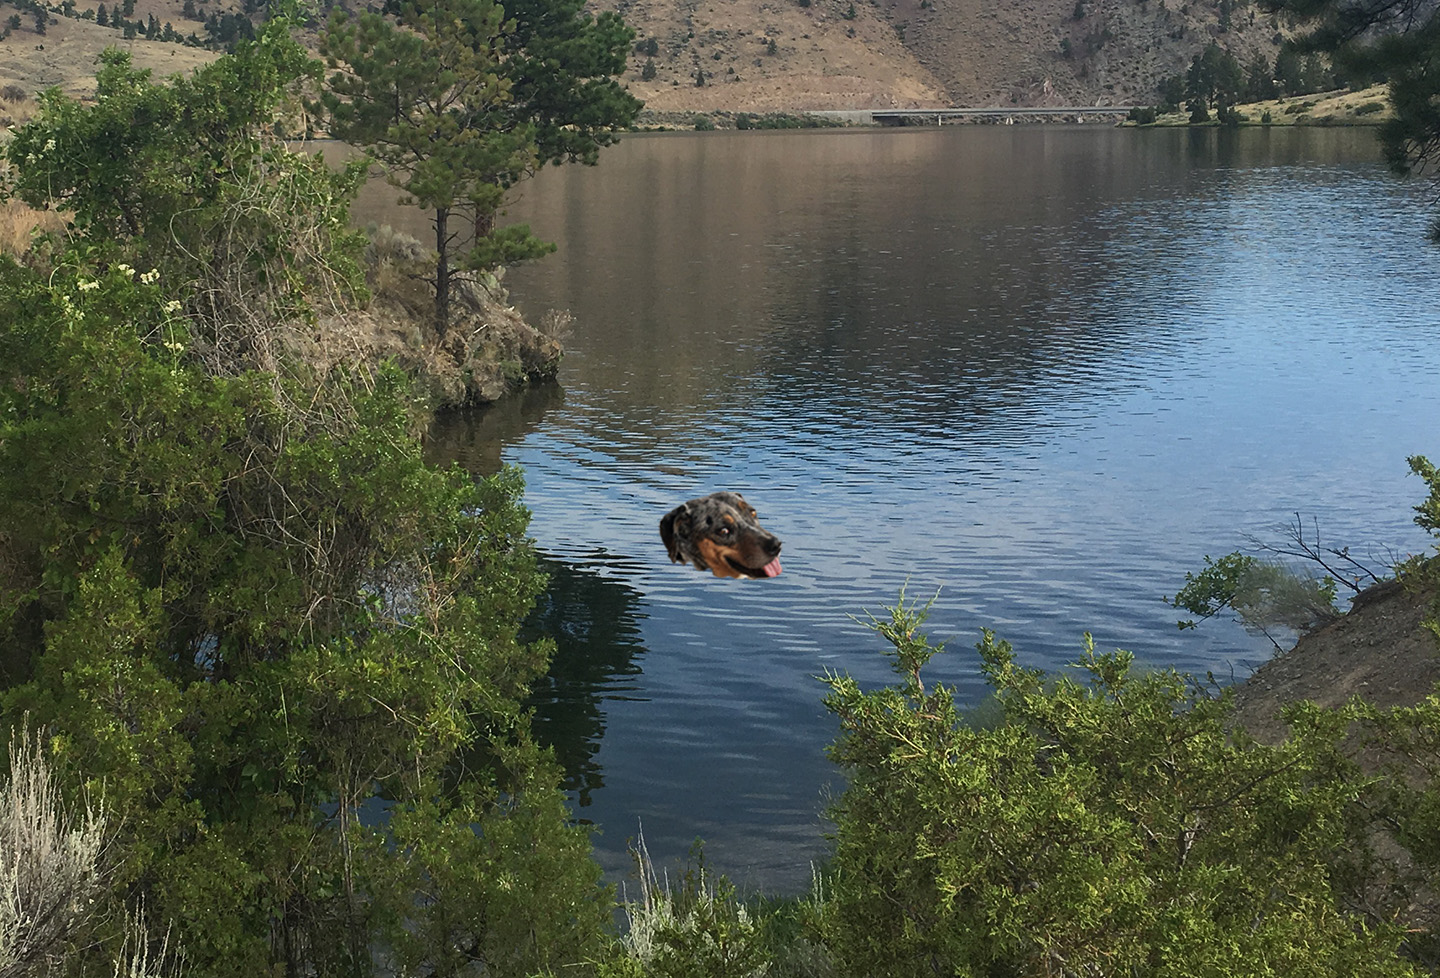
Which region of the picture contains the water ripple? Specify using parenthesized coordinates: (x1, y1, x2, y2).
(419, 128, 1440, 892)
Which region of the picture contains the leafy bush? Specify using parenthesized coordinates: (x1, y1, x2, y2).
(0, 23, 611, 977)
(730, 112, 840, 130)
(820, 592, 1421, 977)
(1167, 551, 1340, 639)
(0, 252, 611, 978)
(1401, 454, 1440, 643)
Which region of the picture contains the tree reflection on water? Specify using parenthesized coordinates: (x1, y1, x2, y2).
(524, 554, 647, 809)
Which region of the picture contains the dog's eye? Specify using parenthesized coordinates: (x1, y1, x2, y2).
(716, 525, 732, 537)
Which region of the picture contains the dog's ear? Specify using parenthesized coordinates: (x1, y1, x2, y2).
(660, 504, 691, 563)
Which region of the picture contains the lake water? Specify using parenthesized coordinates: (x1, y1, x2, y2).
(370, 125, 1440, 893)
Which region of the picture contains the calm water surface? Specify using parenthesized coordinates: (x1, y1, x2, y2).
(389, 126, 1440, 892)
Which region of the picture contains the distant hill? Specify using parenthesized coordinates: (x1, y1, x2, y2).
(0, 0, 1285, 120)
(606, 0, 1287, 112)
(0, 0, 218, 127)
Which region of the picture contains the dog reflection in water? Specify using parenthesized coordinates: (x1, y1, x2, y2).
(660, 492, 783, 579)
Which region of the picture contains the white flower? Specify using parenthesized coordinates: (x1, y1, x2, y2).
(43, 138, 55, 152)
(140, 269, 160, 284)
(77, 279, 99, 291)
(163, 300, 182, 313)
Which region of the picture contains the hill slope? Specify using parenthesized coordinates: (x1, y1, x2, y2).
(0, 0, 1285, 117)
(605, 0, 1287, 111)
(1234, 579, 1440, 744)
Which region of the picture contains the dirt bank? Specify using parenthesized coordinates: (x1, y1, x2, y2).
(1233, 575, 1440, 743)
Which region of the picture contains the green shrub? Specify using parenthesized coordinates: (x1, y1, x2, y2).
(1168, 547, 1344, 643)
(615, 839, 771, 978)
(820, 592, 1420, 977)
(0, 24, 612, 975)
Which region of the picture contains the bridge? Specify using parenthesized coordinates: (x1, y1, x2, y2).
(810, 107, 1136, 126)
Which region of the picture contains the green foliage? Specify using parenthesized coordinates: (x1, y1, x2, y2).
(1245, 52, 1279, 100)
(1168, 551, 1340, 637)
(1186, 42, 1244, 112)
(1157, 72, 1186, 111)
(494, 0, 642, 169)
(5, 21, 370, 380)
(321, 0, 544, 333)
(1409, 455, 1440, 536)
(1168, 552, 1258, 627)
(732, 112, 843, 130)
(0, 215, 608, 978)
(1402, 454, 1440, 643)
(12, 24, 324, 240)
(820, 595, 1421, 977)
(321, 0, 639, 332)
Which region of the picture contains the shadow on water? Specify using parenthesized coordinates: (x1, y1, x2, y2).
(523, 554, 647, 809)
(428, 391, 651, 812)
(424, 381, 567, 475)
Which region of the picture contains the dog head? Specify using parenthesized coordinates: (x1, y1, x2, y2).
(660, 492, 783, 579)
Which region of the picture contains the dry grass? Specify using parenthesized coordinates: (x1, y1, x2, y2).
(0, 85, 39, 131)
(0, 198, 66, 258)
(0, 12, 217, 103)
(0, 726, 184, 978)
(1242, 84, 1393, 126)
(1142, 84, 1395, 128)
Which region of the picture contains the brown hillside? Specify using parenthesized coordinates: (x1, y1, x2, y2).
(0, 2, 216, 110)
(1234, 578, 1440, 745)
(0, 0, 1288, 118)
(606, 0, 1287, 111)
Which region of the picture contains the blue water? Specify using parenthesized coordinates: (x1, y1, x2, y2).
(419, 125, 1440, 892)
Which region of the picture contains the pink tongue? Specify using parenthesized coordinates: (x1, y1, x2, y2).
(762, 557, 782, 578)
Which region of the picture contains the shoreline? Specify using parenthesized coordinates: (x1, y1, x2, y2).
(632, 84, 1393, 131)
